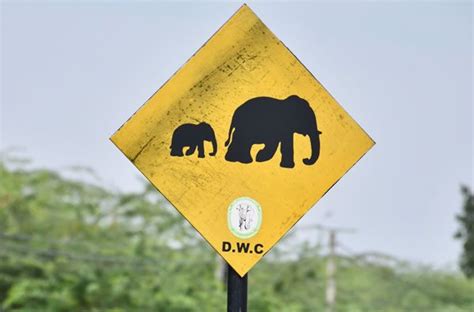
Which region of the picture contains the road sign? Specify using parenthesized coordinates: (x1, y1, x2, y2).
(110, 5, 374, 277)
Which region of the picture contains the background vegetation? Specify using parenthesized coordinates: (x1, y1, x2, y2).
(1, 156, 473, 311)
(455, 186, 474, 279)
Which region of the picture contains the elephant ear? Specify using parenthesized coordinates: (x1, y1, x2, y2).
(287, 95, 308, 105)
(199, 121, 212, 129)
(286, 95, 301, 101)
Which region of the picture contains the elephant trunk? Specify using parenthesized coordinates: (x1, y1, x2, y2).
(209, 135, 217, 156)
(303, 130, 321, 165)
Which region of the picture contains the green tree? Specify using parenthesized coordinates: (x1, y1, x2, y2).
(455, 185, 474, 278)
(0, 156, 224, 311)
(1, 154, 474, 311)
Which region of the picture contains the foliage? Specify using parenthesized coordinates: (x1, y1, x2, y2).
(1, 157, 473, 311)
(455, 186, 474, 278)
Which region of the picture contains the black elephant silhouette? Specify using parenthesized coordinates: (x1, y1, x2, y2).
(224, 95, 321, 168)
(170, 122, 217, 158)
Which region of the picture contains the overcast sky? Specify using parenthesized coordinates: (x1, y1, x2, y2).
(1, 1, 472, 268)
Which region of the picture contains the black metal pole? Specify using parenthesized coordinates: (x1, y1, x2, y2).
(227, 264, 248, 312)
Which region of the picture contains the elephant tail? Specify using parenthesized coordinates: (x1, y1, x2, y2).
(224, 123, 235, 147)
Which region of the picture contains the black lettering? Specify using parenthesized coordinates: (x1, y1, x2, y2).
(236, 242, 250, 253)
(222, 241, 232, 252)
(254, 243, 264, 254)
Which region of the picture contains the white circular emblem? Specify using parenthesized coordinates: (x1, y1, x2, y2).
(228, 197, 262, 239)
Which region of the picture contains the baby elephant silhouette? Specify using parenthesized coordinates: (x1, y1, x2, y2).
(170, 122, 217, 158)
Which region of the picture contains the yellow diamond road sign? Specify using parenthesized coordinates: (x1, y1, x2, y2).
(111, 5, 374, 276)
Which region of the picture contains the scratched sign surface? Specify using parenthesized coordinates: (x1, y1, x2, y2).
(111, 5, 374, 276)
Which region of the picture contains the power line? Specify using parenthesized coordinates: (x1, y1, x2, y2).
(0, 233, 213, 271)
(0, 231, 205, 254)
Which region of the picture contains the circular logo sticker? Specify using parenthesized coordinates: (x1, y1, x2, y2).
(228, 197, 262, 239)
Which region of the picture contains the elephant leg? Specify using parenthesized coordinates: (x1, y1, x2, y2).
(225, 144, 238, 162)
(236, 142, 253, 163)
(280, 134, 295, 168)
(170, 145, 184, 156)
(197, 141, 205, 158)
(225, 133, 253, 163)
(185, 145, 196, 156)
(256, 140, 279, 162)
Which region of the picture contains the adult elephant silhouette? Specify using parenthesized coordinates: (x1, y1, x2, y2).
(170, 122, 217, 158)
(224, 95, 321, 168)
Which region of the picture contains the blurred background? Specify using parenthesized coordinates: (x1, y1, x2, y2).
(1, 1, 473, 311)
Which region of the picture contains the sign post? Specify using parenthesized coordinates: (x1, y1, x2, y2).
(111, 4, 374, 309)
(227, 264, 247, 312)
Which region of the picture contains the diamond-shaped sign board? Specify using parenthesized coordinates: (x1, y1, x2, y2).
(111, 5, 374, 276)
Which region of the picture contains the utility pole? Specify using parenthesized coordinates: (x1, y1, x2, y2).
(298, 224, 355, 312)
(326, 230, 336, 312)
